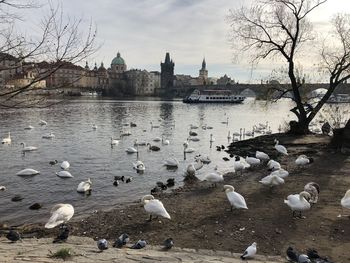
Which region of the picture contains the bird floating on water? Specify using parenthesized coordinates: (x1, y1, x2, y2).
(16, 168, 40, 176)
(42, 132, 55, 139)
(39, 120, 47, 126)
(77, 178, 92, 193)
(20, 142, 38, 152)
(133, 160, 145, 172)
(1, 132, 11, 144)
(56, 170, 73, 178)
(60, 161, 70, 170)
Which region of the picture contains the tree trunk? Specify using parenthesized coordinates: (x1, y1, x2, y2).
(288, 119, 310, 135)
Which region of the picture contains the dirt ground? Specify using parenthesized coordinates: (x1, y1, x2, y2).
(19, 134, 350, 262)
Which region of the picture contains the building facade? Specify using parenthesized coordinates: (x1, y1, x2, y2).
(160, 52, 175, 94)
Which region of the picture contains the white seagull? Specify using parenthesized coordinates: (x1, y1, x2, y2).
(45, 204, 74, 228)
(241, 242, 257, 260)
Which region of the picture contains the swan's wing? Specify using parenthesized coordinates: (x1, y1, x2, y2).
(45, 205, 74, 228)
(145, 200, 170, 219)
(227, 192, 248, 209)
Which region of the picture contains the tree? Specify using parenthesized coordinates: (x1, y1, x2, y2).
(0, 0, 97, 108)
(228, 0, 350, 134)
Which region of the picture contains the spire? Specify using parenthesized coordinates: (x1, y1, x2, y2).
(165, 52, 171, 63)
(85, 61, 89, 70)
(202, 57, 206, 70)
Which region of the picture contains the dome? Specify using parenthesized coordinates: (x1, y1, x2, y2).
(111, 52, 125, 65)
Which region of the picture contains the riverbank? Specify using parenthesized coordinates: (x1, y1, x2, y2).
(5, 133, 350, 262)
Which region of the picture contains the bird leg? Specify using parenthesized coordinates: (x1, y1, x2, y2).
(230, 206, 233, 212)
(148, 215, 153, 222)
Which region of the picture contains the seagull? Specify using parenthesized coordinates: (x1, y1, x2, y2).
(131, 239, 147, 249)
(97, 239, 108, 251)
(241, 242, 257, 260)
(163, 238, 174, 250)
(6, 230, 21, 242)
(113, 233, 129, 248)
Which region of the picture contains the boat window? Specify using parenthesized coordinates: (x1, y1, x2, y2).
(206, 97, 209, 99)
(234, 97, 236, 99)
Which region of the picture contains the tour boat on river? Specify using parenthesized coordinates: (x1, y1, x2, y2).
(183, 89, 245, 103)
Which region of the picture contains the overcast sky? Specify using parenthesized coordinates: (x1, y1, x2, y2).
(22, 0, 350, 82)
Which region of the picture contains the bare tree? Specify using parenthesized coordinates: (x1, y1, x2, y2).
(0, 0, 98, 108)
(227, 0, 350, 134)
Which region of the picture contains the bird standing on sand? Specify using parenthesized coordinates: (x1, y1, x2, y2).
(286, 246, 299, 262)
(163, 238, 174, 250)
(6, 230, 21, 242)
(274, 139, 288, 155)
(97, 239, 108, 251)
(53, 225, 70, 243)
(223, 185, 248, 211)
(131, 239, 147, 249)
(113, 233, 129, 248)
(142, 194, 171, 221)
(45, 204, 74, 229)
(241, 242, 257, 260)
(284, 191, 311, 218)
(304, 182, 320, 204)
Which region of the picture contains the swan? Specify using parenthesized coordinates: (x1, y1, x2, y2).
(186, 163, 196, 177)
(183, 140, 189, 148)
(45, 204, 74, 228)
(190, 124, 198, 129)
(270, 168, 289, 178)
(133, 160, 146, 172)
(162, 137, 170, 145)
(163, 157, 179, 168)
(142, 194, 171, 220)
(284, 191, 311, 218)
(203, 171, 223, 187)
(24, 125, 34, 130)
(1, 132, 11, 144)
(209, 134, 215, 143)
(259, 174, 285, 187)
(150, 122, 160, 129)
(39, 119, 47, 126)
(341, 189, 350, 212)
(111, 137, 119, 145)
(255, 151, 269, 161)
(274, 139, 288, 155)
(147, 143, 160, 151)
(20, 142, 38, 152)
(304, 182, 320, 204)
(42, 132, 55, 139)
(0, 185, 6, 191)
(227, 131, 232, 140)
(221, 117, 229, 125)
(245, 156, 261, 166)
(295, 155, 314, 167)
(92, 124, 98, 130)
(233, 156, 247, 175)
(193, 159, 203, 170)
(56, 171, 73, 178)
(125, 146, 138, 153)
(195, 154, 211, 164)
(184, 144, 195, 153)
(120, 131, 131, 137)
(267, 160, 281, 171)
(60, 161, 70, 170)
(153, 137, 162, 142)
(189, 136, 200, 142)
(16, 168, 40, 176)
(244, 128, 254, 137)
(134, 139, 146, 146)
(223, 185, 248, 211)
(77, 178, 92, 193)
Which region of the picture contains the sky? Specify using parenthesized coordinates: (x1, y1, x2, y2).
(16, 0, 350, 83)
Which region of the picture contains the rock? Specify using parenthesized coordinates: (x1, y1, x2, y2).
(29, 203, 42, 210)
(11, 195, 23, 202)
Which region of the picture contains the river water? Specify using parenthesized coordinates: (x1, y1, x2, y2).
(0, 98, 297, 225)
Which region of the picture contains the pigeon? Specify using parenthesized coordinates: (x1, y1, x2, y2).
(113, 233, 129, 248)
(53, 225, 70, 243)
(163, 238, 174, 250)
(286, 246, 299, 262)
(298, 254, 311, 263)
(97, 239, 108, 251)
(130, 239, 147, 249)
(6, 230, 21, 242)
(306, 249, 333, 263)
(241, 242, 257, 260)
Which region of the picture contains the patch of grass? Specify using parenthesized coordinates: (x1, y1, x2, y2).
(49, 248, 74, 261)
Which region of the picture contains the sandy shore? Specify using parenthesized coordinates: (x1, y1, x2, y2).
(3, 133, 350, 262)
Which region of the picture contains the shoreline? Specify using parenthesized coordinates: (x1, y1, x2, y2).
(3, 133, 350, 261)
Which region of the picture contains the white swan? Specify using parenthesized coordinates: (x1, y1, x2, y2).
(134, 139, 146, 146)
(0, 186, 6, 191)
(16, 168, 40, 176)
(126, 146, 138, 153)
(111, 137, 120, 145)
(150, 121, 160, 129)
(267, 160, 281, 171)
(186, 163, 196, 176)
(42, 132, 55, 139)
(203, 171, 223, 187)
(60, 161, 70, 170)
(56, 171, 73, 178)
(274, 139, 288, 155)
(223, 185, 248, 210)
(163, 157, 179, 168)
(1, 132, 11, 144)
(77, 178, 92, 193)
(20, 142, 38, 152)
(255, 151, 269, 161)
(209, 134, 215, 143)
(193, 159, 203, 170)
(92, 124, 98, 130)
(233, 156, 247, 175)
(284, 191, 311, 217)
(184, 144, 195, 153)
(45, 204, 74, 228)
(162, 137, 170, 145)
(295, 155, 313, 167)
(133, 160, 145, 172)
(39, 119, 47, 126)
(153, 137, 162, 142)
(142, 195, 171, 220)
(270, 168, 289, 178)
(341, 189, 350, 213)
(195, 154, 211, 164)
(259, 174, 285, 187)
(245, 156, 261, 166)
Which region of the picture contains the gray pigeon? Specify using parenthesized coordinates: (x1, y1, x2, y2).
(163, 238, 174, 250)
(298, 254, 311, 263)
(97, 239, 108, 251)
(130, 239, 147, 249)
(113, 233, 129, 248)
(286, 246, 299, 262)
(6, 230, 21, 242)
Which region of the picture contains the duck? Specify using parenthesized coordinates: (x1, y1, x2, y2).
(241, 242, 257, 260)
(209, 134, 215, 143)
(156, 181, 168, 190)
(267, 159, 281, 171)
(45, 203, 74, 228)
(42, 132, 55, 139)
(259, 174, 285, 187)
(111, 137, 119, 146)
(133, 160, 145, 172)
(114, 175, 125, 182)
(77, 178, 92, 193)
(341, 189, 350, 213)
(134, 139, 147, 146)
(189, 137, 200, 142)
(183, 144, 195, 153)
(125, 146, 138, 153)
(20, 142, 38, 152)
(195, 154, 211, 164)
(221, 117, 229, 125)
(150, 121, 160, 129)
(1, 132, 11, 144)
(56, 171, 73, 178)
(190, 124, 199, 129)
(295, 155, 314, 167)
(274, 139, 288, 155)
(162, 137, 170, 145)
(166, 178, 175, 187)
(39, 119, 47, 126)
(60, 161, 70, 170)
(92, 124, 98, 130)
(120, 131, 131, 137)
(130, 122, 137, 127)
(245, 156, 261, 166)
(141, 194, 171, 221)
(203, 171, 223, 187)
(147, 143, 160, 151)
(153, 137, 162, 142)
(24, 125, 34, 130)
(125, 177, 133, 183)
(49, 160, 58, 166)
(269, 168, 289, 178)
(304, 182, 320, 204)
(284, 191, 311, 218)
(16, 168, 40, 176)
(255, 150, 270, 161)
(163, 157, 179, 168)
(223, 185, 248, 211)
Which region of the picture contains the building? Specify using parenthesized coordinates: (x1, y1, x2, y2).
(160, 52, 175, 94)
(110, 52, 127, 73)
(198, 58, 208, 85)
(0, 53, 20, 87)
(217, 74, 235, 86)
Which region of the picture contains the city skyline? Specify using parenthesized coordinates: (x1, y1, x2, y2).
(20, 0, 350, 83)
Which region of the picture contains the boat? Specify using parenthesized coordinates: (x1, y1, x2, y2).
(183, 89, 245, 103)
(327, 94, 350, 104)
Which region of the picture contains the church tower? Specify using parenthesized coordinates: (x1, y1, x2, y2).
(199, 57, 208, 85)
(160, 52, 174, 93)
